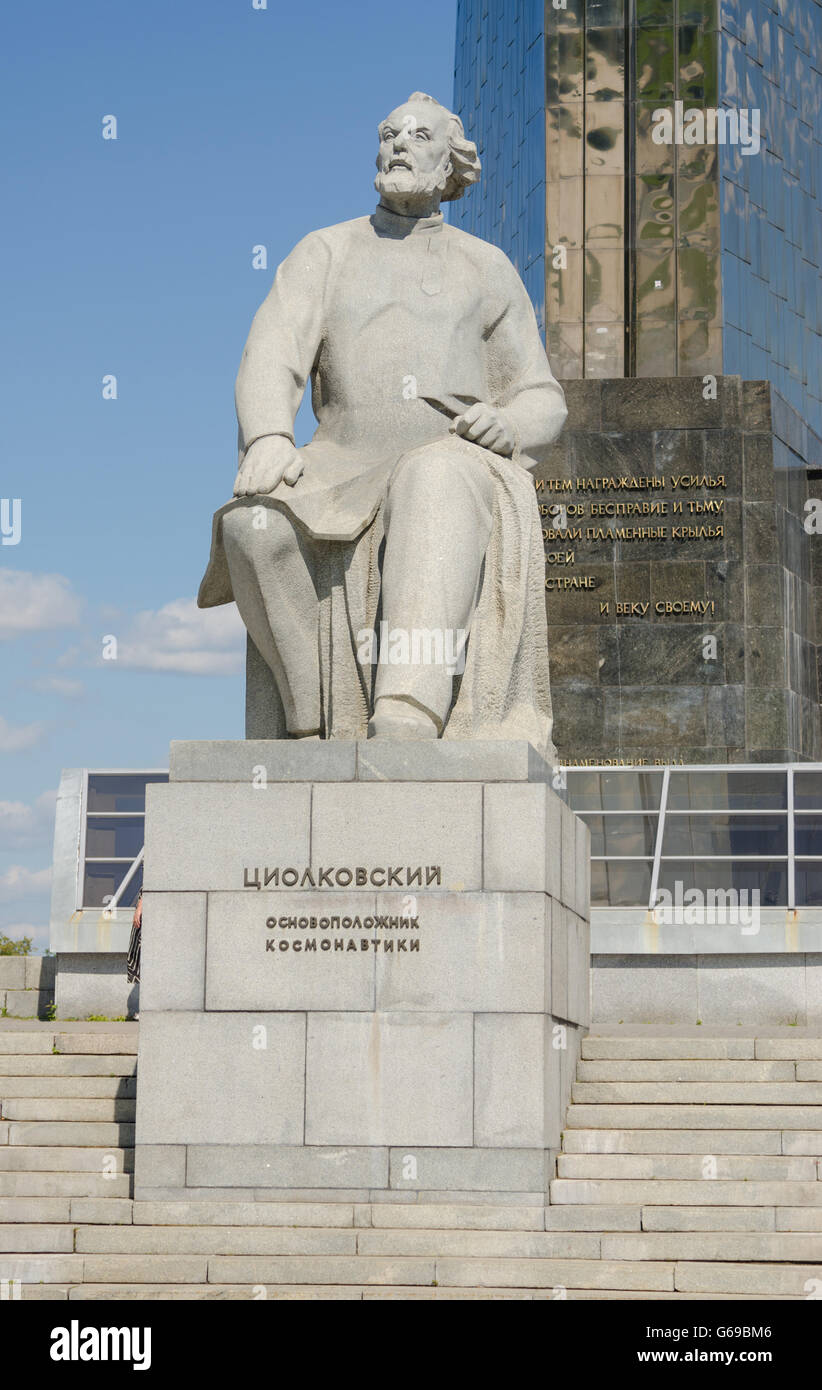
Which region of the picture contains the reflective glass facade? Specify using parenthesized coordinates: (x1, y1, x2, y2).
(451, 0, 547, 329)
(719, 0, 822, 437)
(452, 1, 822, 434)
(563, 764, 822, 906)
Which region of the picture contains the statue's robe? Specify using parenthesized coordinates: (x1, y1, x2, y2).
(198, 203, 567, 755)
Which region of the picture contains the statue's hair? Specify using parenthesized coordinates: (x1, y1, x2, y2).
(379, 92, 481, 202)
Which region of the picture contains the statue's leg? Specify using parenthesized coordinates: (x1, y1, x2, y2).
(373, 440, 494, 735)
(221, 505, 321, 736)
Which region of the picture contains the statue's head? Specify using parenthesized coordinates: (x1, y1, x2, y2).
(375, 93, 481, 212)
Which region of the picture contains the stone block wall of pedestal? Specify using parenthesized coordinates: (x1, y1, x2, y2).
(133, 741, 590, 1202)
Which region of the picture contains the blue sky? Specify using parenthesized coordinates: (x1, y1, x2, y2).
(0, 0, 457, 949)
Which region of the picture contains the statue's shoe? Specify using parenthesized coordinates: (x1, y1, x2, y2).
(367, 699, 439, 740)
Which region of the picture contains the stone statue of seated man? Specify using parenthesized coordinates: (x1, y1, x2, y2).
(197, 91, 567, 753)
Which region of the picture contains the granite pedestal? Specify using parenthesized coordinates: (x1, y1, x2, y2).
(134, 740, 590, 1202)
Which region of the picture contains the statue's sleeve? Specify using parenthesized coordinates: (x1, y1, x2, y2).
(483, 253, 568, 468)
(234, 231, 332, 454)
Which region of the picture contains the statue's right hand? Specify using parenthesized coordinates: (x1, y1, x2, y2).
(233, 435, 304, 496)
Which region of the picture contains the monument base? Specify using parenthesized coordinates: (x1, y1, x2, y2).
(134, 740, 590, 1202)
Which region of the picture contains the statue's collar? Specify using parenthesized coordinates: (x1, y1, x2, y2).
(372, 203, 444, 237)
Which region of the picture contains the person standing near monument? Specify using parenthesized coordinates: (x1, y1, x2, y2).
(198, 92, 567, 754)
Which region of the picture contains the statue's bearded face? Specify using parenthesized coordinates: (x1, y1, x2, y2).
(375, 101, 453, 204)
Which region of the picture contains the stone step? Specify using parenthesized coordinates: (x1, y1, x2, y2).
(566, 1104, 822, 1130)
(755, 1040, 822, 1060)
(562, 1128, 785, 1154)
(0, 1254, 84, 1281)
(1, 1099, 136, 1122)
(581, 1037, 757, 1061)
(356, 1230, 601, 1258)
(0, 1077, 136, 1099)
(202, 1254, 672, 1290)
(68, 1225, 603, 1260)
(122, 1254, 436, 1285)
(642, 1207, 777, 1232)
(0, 1224, 73, 1253)
(557, 1153, 818, 1180)
(797, 1063, 822, 1080)
(0, 1197, 133, 1225)
(75, 1226, 360, 1256)
(0, 1056, 136, 1076)
(55, 1034, 138, 1056)
(543, 1205, 641, 1232)
(66, 1284, 796, 1301)
(781, 1132, 822, 1155)
(599, 1232, 822, 1262)
(431, 1257, 674, 1291)
(6, 1121, 135, 1146)
(0, 1034, 55, 1055)
(73, 1283, 364, 1301)
(674, 1261, 822, 1296)
(0, 1171, 131, 1198)
(71, 1199, 134, 1224)
(551, 1178, 822, 1207)
(366, 1204, 544, 1231)
(777, 1209, 822, 1231)
(132, 1200, 356, 1228)
(0, 1146, 133, 1172)
(577, 1060, 795, 1082)
(1, 991, 51, 1019)
(572, 1081, 822, 1105)
(0, 1198, 71, 1223)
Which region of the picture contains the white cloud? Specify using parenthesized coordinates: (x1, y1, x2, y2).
(0, 865, 52, 902)
(0, 790, 57, 850)
(0, 570, 82, 638)
(112, 598, 245, 675)
(33, 675, 85, 698)
(0, 713, 47, 752)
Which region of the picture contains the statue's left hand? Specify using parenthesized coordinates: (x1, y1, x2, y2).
(451, 403, 516, 457)
(233, 435, 305, 496)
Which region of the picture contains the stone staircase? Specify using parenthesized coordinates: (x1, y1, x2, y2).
(1, 1024, 821, 1299)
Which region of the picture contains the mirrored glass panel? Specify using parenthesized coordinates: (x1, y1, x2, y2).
(794, 773, 822, 809)
(82, 863, 143, 910)
(581, 814, 658, 856)
(565, 770, 664, 811)
(666, 771, 788, 809)
(662, 814, 788, 857)
(657, 860, 787, 905)
(592, 859, 653, 906)
(84, 817, 145, 860)
(86, 774, 167, 813)
(795, 817, 822, 856)
(795, 865, 822, 907)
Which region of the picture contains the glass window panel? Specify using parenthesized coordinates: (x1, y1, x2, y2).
(656, 860, 787, 905)
(82, 862, 143, 909)
(795, 865, 822, 907)
(666, 771, 787, 809)
(591, 859, 653, 906)
(794, 816, 822, 856)
(581, 814, 657, 856)
(662, 814, 788, 857)
(84, 817, 145, 860)
(678, 25, 719, 104)
(635, 27, 675, 100)
(565, 770, 664, 811)
(86, 773, 167, 813)
(586, 27, 625, 99)
(794, 772, 822, 809)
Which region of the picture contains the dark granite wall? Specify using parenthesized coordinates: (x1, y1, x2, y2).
(539, 375, 822, 764)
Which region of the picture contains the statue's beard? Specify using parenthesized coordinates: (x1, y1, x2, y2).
(375, 160, 450, 204)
